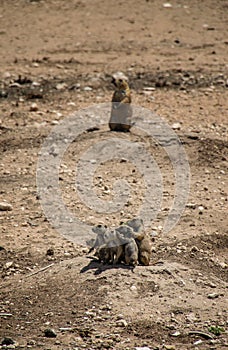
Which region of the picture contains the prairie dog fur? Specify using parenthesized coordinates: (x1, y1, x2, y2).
(137, 235, 152, 266)
(124, 237, 138, 267)
(109, 77, 133, 132)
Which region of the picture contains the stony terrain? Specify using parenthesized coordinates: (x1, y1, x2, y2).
(0, 0, 227, 349)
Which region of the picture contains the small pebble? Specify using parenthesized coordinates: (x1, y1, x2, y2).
(130, 285, 137, 291)
(46, 248, 54, 256)
(171, 331, 181, 336)
(56, 83, 67, 90)
(116, 319, 128, 327)
(191, 246, 199, 253)
(163, 3, 172, 8)
(172, 122, 181, 130)
(207, 293, 219, 299)
(30, 102, 38, 112)
(5, 261, 13, 269)
(198, 205, 204, 214)
(32, 62, 39, 67)
(83, 86, 93, 91)
(0, 202, 13, 211)
(44, 328, 57, 338)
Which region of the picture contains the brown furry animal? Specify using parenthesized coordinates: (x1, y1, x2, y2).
(109, 77, 133, 132)
(92, 228, 125, 264)
(124, 237, 138, 267)
(126, 218, 145, 241)
(88, 224, 108, 253)
(136, 235, 152, 266)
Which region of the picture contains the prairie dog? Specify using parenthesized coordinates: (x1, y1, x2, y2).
(124, 237, 138, 267)
(109, 77, 133, 132)
(88, 224, 108, 253)
(137, 235, 152, 266)
(126, 218, 145, 241)
(92, 228, 125, 264)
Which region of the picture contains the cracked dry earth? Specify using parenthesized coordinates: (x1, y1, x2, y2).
(0, 0, 228, 349)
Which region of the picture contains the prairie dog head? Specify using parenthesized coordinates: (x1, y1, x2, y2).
(140, 251, 150, 266)
(92, 224, 107, 235)
(112, 77, 129, 91)
(126, 218, 144, 233)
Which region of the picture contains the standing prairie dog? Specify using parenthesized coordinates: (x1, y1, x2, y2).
(137, 235, 152, 266)
(124, 237, 138, 267)
(109, 77, 133, 132)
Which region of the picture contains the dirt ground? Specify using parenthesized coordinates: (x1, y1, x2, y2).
(0, 0, 228, 349)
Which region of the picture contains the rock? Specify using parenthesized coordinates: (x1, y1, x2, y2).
(194, 339, 203, 345)
(164, 345, 176, 350)
(171, 122, 181, 130)
(32, 81, 40, 87)
(135, 347, 152, 350)
(1, 337, 15, 345)
(163, 3, 172, 8)
(32, 62, 39, 67)
(56, 83, 67, 90)
(30, 102, 39, 111)
(186, 312, 197, 322)
(46, 248, 54, 256)
(208, 282, 216, 288)
(198, 205, 204, 214)
(51, 120, 59, 125)
(5, 261, 13, 269)
(83, 86, 93, 91)
(0, 202, 13, 211)
(44, 328, 57, 338)
(116, 319, 128, 327)
(150, 230, 158, 237)
(218, 262, 227, 268)
(207, 293, 219, 299)
(27, 339, 36, 346)
(191, 246, 199, 253)
(171, 331, 181, 336)
(142, 90, 153, 96)
(143, 87, 155, 91)
(186, 203, 197, 209)
(130, 285, 137, 291)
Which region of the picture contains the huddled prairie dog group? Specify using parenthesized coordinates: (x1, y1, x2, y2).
(88, 219, 152, 267)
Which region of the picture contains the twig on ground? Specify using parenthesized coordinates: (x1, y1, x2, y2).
(189, 330, 214, 339)
(26, 263, 54, 278)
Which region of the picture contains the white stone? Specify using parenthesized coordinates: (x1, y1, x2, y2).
(0, 202, 13, 211)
